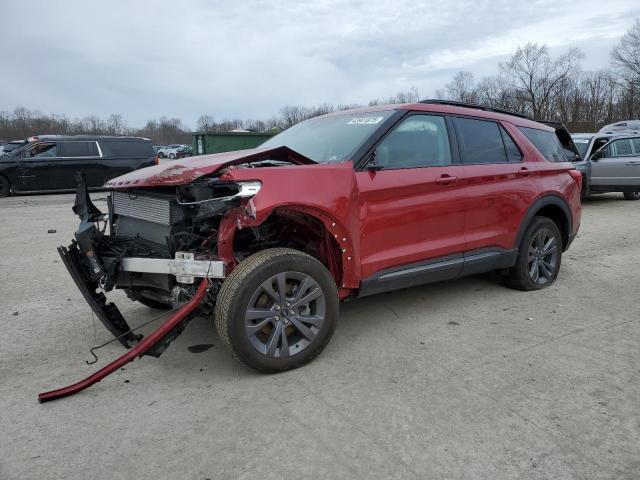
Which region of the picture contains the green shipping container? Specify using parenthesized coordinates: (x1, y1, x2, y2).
(191, 131, 277, 156)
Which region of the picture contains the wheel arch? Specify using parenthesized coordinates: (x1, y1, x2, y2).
(515, 195, 572, 251)
(218, 204, 359, 297)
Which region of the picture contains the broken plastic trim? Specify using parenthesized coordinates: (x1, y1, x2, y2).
(38, 281, 208, 403)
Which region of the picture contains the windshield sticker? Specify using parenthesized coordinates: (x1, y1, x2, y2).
(573, 139, 589, 143)
(347, 117, 384, 125)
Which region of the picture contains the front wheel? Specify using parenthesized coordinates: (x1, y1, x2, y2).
(215, 248, 339, 373)
(169, 153, 176, 159)
(504, 216, 562, 291)
(0, 175, 10, 197)
(623, 191, 640, 201)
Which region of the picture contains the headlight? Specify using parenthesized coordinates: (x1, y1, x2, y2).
(235, 181, 262, 198)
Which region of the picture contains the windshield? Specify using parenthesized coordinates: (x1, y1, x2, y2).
(571, 137, 591, 158)
(261, 110, 394, 163)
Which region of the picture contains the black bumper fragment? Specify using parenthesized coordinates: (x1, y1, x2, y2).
(58, 242, 142, 348)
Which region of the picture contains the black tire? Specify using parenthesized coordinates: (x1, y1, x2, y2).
(623, 191, 640, 201)
(169, 153, 176, 159)
(135, 295, 172, 310)
(504, 216, 562, 291)
(157, 152, 166, 158)
(0, 175, 10, 198)
(215, 248, 339, 373)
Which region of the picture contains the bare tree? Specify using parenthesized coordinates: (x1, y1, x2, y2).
(500, 43, 583, 119)
(611, 20, 640, 118)
(475, 75, 519, 110)
(196, 115, 216, 132)
(611, 19, 640, 85)
(444, 71, 477, 103)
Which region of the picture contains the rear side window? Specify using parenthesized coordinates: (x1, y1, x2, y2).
(102, 140, 154, 157)
(519, 127, 567, 162)
(58, 141, 99, 157)
(455, 117, 508, 164)
(500, 126, 522, 162)
(632, 138, 640, 154)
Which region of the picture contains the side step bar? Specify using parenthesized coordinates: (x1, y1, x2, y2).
(38, 281, 208, 403)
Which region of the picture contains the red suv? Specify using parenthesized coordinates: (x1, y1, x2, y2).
(54, 101, 582, 386)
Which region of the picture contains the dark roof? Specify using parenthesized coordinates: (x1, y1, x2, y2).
(419, 99, 532, 120)
(29, 135, 151, 142)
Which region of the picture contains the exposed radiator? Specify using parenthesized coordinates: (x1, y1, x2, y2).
(111, 191, 184, 225)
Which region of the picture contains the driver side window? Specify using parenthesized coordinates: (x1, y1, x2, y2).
(27, 142, 57, 158)
(611, 139, 633, 157)
(375, 115, 452, 169)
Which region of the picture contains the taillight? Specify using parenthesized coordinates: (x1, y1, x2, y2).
(154, 155, 159, 165)
(568, 169, 582, 190)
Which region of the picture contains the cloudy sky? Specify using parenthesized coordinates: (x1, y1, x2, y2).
(1, 0, 639, 127)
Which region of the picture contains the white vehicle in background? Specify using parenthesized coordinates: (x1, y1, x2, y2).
(599, 120, 640, 135)
(156, 144, 185, 159)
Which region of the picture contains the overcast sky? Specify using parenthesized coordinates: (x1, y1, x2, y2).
(1, 0, 639, 128)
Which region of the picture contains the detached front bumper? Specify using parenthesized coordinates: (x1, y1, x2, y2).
(58, 241, 142, 347)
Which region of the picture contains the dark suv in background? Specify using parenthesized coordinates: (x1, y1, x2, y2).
(0, 135, 156, 197)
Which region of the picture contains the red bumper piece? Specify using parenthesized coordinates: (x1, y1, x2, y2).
(38, 281, 208, 403)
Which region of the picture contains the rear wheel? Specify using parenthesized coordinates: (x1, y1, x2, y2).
(505, 216, 562, 291)
(169, 153, 176, 159)
(0, 176, 10, 197)
(623, 191, 640, 201)
(157, 152, 166, 158)
(215, 248, 339, 373)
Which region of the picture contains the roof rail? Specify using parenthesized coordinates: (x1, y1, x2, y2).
(419, 99, 532, 120)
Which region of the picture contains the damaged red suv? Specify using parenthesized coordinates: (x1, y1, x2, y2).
(46, 101, 582, 399)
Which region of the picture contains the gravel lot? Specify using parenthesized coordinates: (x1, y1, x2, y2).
(1, 193, 638, 480)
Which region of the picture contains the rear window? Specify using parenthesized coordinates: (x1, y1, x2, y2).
(102, 140, 154, 157)
(58, 141, 99, 157)
(519, 127, 567, 162)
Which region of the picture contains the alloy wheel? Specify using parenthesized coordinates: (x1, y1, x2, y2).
(244, 271, 326, 358)
(527, 228, 559, 285)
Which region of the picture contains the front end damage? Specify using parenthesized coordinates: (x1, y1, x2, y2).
(39, 170, 263, 401)
(39, 147, 358, 402)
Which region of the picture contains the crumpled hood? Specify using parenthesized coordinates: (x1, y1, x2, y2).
(104, 146, 316, 189)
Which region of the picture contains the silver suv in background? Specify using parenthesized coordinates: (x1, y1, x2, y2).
(571, 133, 640, 201)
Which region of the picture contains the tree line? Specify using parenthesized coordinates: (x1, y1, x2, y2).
(1, 20, 639, 145)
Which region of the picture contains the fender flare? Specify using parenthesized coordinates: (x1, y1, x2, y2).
(514, 194, 573, 250)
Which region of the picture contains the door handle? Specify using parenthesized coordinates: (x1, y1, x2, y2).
(626, 162, 640, 166)
(517, 167, 530, 177)
(435, 174, 457, 185)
